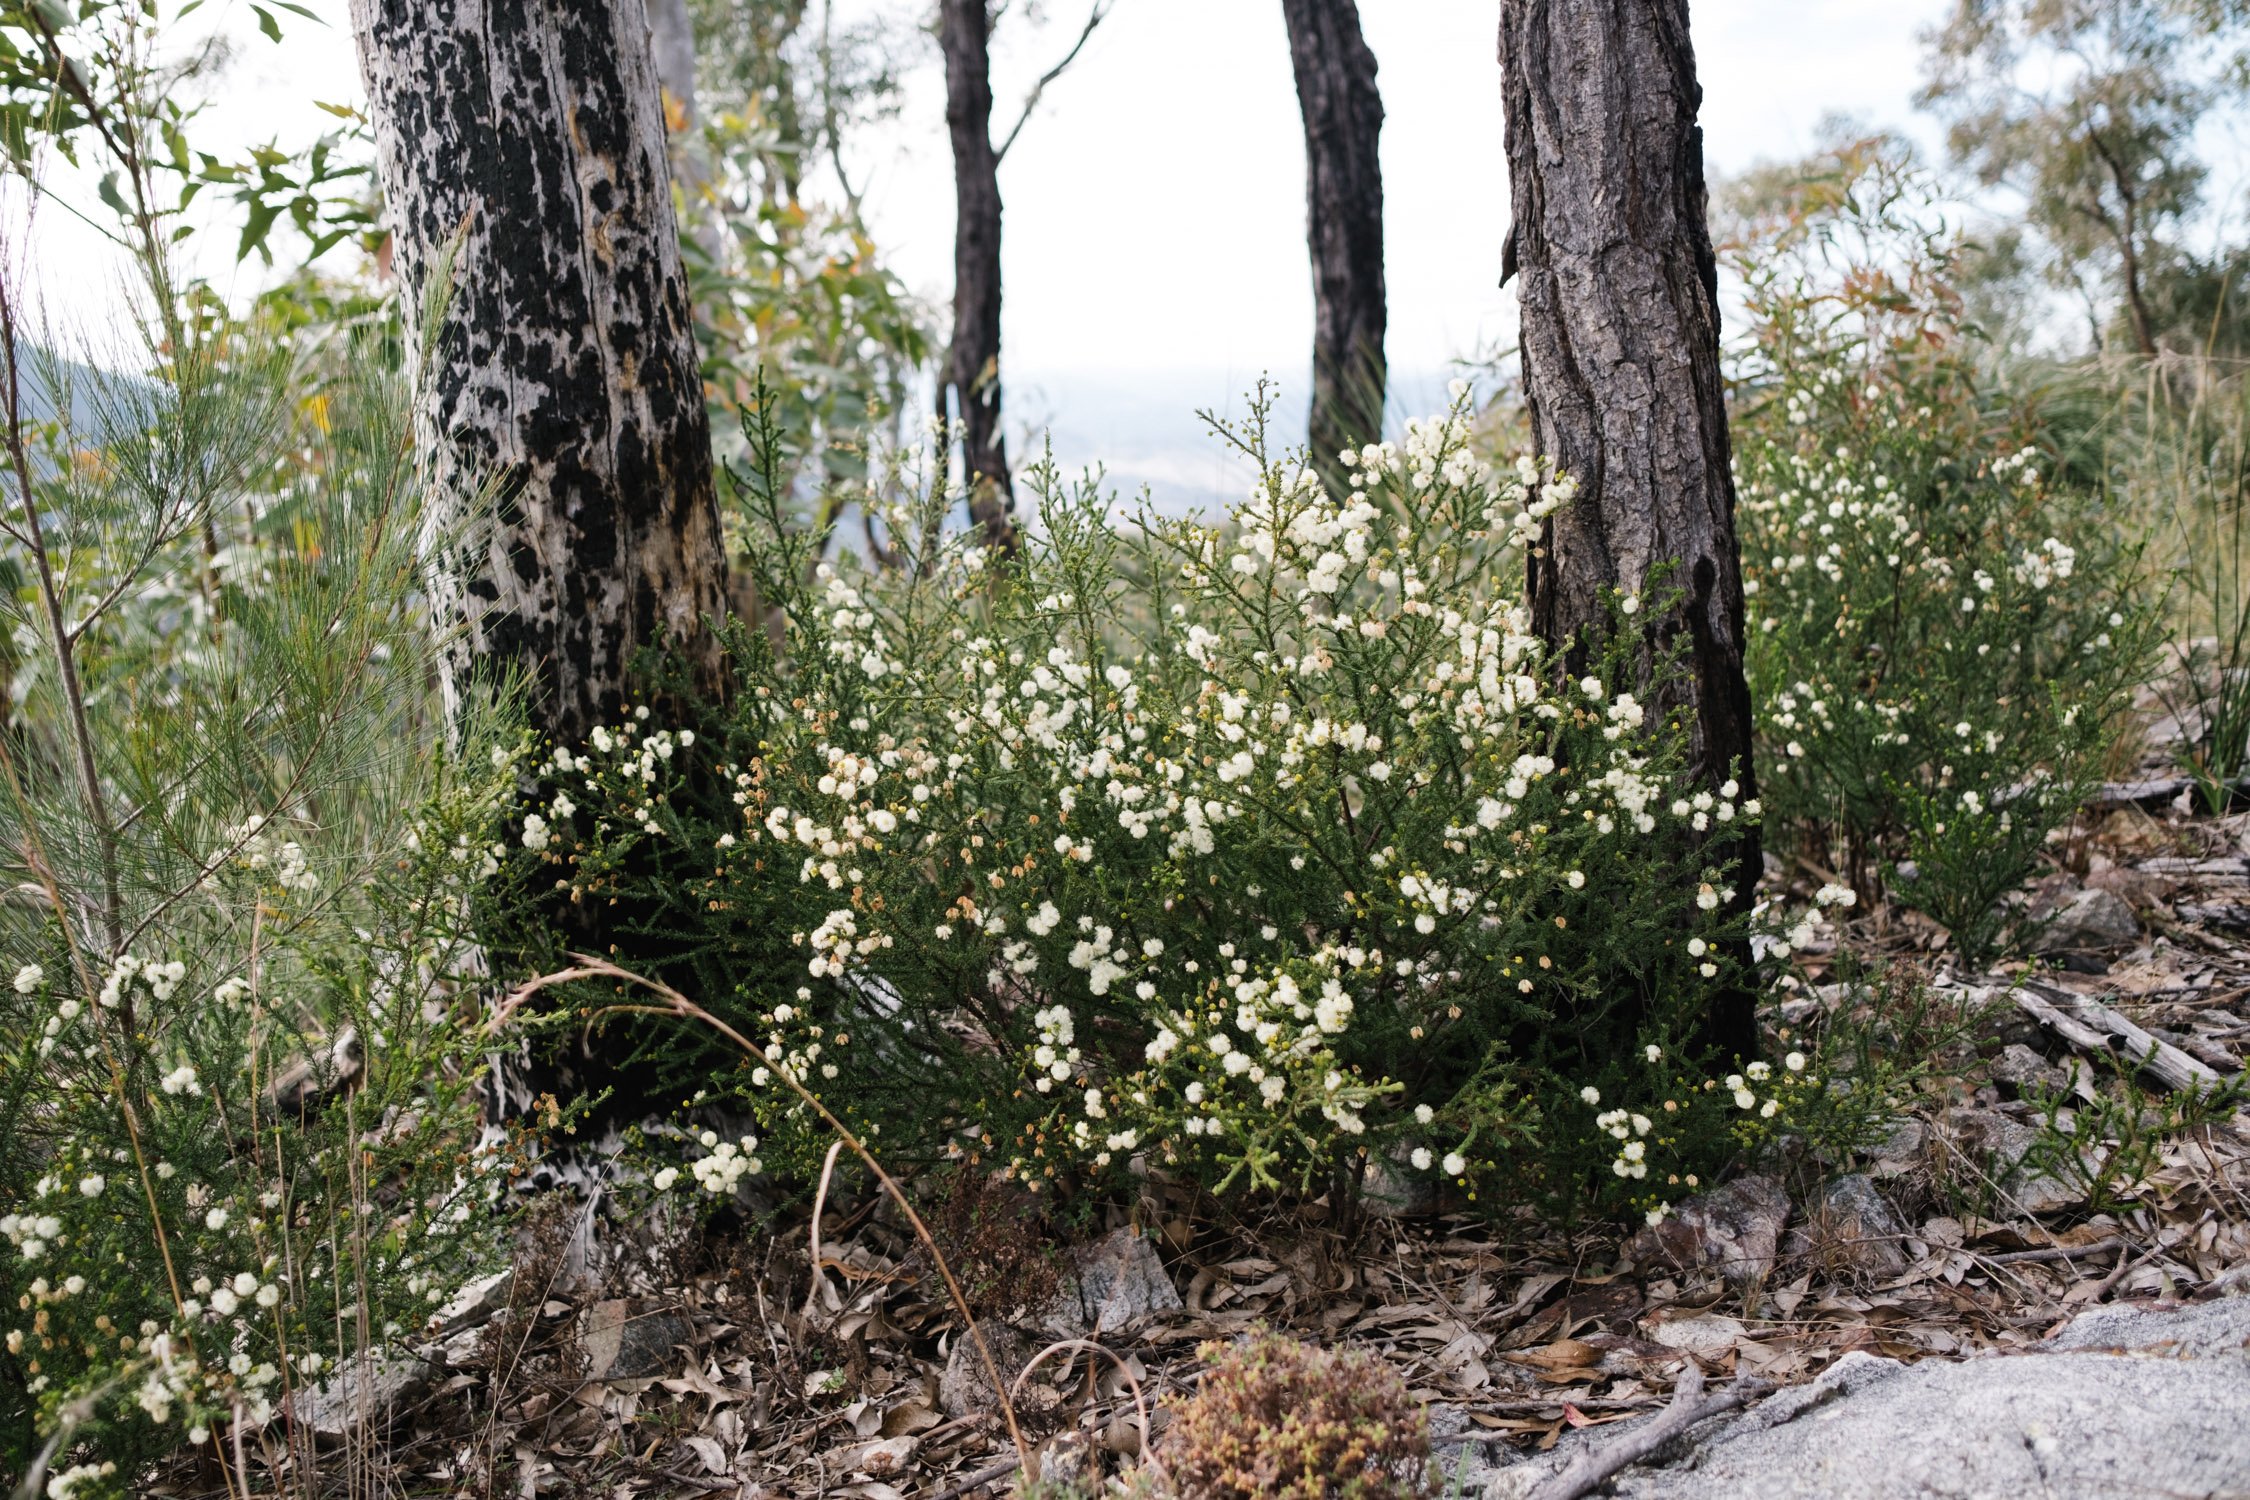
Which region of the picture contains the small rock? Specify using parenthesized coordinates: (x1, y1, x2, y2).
(579, 1298, 691, 1382)
(1938, 1107, 2085, 1216)
(1429, 1406, 1514, 1495)
(1643, 1310, 1747, 1356)
(2033, 886, 2141, 953)
(1989, 1042, 2070, 1098)
(288, 1350, 430, 1440)
(1864, 1119, 1926, 1180)
(1037, 1228, 1182, 1337)
(938, 1322, 1040, 1420)
(2085, 865, 2176, 913)
(1793, 1174, 1909, 1279)
(1039, 1430, 1093, 1486)
(1361, 1150, 1440, 1218)
(2048, 1292, 2250, 1357)
(429, 1268, 514, 1334)
(847, 1434, 918, 1478)
(1628, 1175, 1789, 1286)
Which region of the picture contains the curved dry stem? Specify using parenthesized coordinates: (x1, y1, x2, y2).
(804, 1137, 847, 1320)
(497, 956, 1034, 1474)
(1012, 1336, 1167, 1487)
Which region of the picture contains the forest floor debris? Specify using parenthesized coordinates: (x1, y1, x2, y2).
(142, 755, 2250, 1499)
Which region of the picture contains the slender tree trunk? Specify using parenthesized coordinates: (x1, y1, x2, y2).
(1499, 0, 1758, 1058)
(1282, 0, 1386, 494)
(646, 0, 701, 131)
(350, 0, 729, 749)
(940, 0, 1019, 553)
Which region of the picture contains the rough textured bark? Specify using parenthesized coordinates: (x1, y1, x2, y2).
(350, 0, 729, 748)
(1282, 0, 1386, 493)
(1499, 0, 1758, 1056)
(940, 0, 1019, 553)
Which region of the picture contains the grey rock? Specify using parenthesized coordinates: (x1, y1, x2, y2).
(2048, 1294, 2250, 1358)
(1476, 1295, 2250, 1493)
(579, 1298, 691, 1382)
(1793, 1174, 1909, 1279)
(1362, 1150, 1441, 1218)
(1485, 1296, 2250, 1500)
(429, 1267, 514, 1334)
(1988, 1042, 2069, 1097)
(1627, 1175, 1790, 1286)
(1938, 1107, 2085, 1216)
(1037, 1228, 1182, 1337)
(1863, 1119, 1926, 1180)
(938, 1322, 1040, 1420)
(2033, 886, 2141, 953)
(287, 1350, 431, 1440)
(1431, 1405, 1514, 1495)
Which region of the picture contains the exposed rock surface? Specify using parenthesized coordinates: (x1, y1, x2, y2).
(1037, 1228, 1183, 1337)
(1485, 1294, 2250, 1499)
(1790, 1174, 1909, 1279)
(1627, 1175, 1790, 1285)
(937, 1322, 1041, 1420)
(2033, 885, 2142, 953)
(1935, 1106, 2086, 1215)
(288, 1350, 432, 1440)
(579, 1297, 692, 1382)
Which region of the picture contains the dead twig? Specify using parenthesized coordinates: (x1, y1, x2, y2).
(1977, 1237, 2127, 1266)
(1525, 1364, 1770, 1500)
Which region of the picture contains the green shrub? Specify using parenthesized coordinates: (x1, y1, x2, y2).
(1730, 153, 2159, 966)
(0, 318, 514, 1490)
(519, 385, 1779, 1224)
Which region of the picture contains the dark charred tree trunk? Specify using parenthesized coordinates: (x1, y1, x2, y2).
(1282, 0, 1386, 495)
(350, 0, 729, 749)
(1498, 0, 1758, 1059)
(940, 0, 1019, 553)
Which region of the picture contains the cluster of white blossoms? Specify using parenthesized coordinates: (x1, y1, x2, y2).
(650, 1131, 764, 1195)
(98, 954, 186, 1009)
(1592, 1093, 1657, 1180)
(518, 708, 697, 858)
(221, 814, 319, 892)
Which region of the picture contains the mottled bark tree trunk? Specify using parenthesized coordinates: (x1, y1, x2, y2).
(940, 0, 1019, 553)
(350, 0, 729, 749)
(1282, 0, 1386, 495)
(1499, 0, 1758, 1057)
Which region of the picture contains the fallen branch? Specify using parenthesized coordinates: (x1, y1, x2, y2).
(1977, 1237, 2126, 1266)
(1525, 1364, 1769, 1500)
(2011, 981, 2223, 1094)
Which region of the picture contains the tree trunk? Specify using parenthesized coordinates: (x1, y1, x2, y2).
(940, 0, 1019, 553)
(1498, 0, 1758, 1058)
(1281, 0, 1386, 495)
(646, 0, 701, 131)
(350, 0, 729, 748)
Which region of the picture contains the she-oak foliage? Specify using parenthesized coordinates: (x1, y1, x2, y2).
(0, 317, 520, 1486)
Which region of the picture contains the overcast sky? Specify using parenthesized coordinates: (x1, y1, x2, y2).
(8, 0, 1956, 502)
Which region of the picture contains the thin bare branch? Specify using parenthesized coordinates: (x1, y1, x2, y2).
(993, 0, 1112, 165)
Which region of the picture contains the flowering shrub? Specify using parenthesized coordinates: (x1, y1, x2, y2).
(1730, 159, 2157, 965)
(523, 388, 1759, 1220)
(0, 323, 516, 1489)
